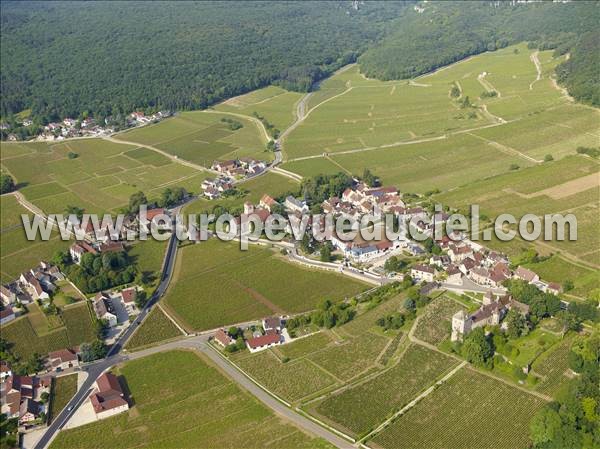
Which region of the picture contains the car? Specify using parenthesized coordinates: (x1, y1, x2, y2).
(67, 405, 73, 412)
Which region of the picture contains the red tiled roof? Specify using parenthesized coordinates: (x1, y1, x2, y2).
(121, 288, 136, 303)
(48, 348, 77, 363)
(247, 332, 280, 349)
(214, 329, 233, 346)
(1, 307, 14, 319)
(145, 208, 165, 221)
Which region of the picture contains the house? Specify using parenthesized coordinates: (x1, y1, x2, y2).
(262, 316, 282, 332)
(19, 398, 39, 425)
(0, 361, 12, 381)
(448, 244, 473, 263)
(246, 331, 281, 353)
(410, 264, 436, 282)
(259, 194, 278, 211)
(0, 307, 15, 325)
(47, 348, 79, 371)
(90, 372, 129, 419)
(446, 265, 462, 284)
(546, 282, 562, 295)
(93, 293, 118, 327)
(99, 241, 125, 254)
(120, 288, 138, 315)
(514, 266, 540, 284)
(138, 208, 169, 233)
(19, 272, 50, 301)
(69, 242, 98, 264)
(212, 160, 239, 174)
(213, 329, 233, 347)
(1, 285, 16, 306)
(284, 196, 308, 214)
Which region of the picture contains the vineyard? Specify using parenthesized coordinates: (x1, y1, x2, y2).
(413, 296, 466, 346)
(125, 307, 183, 351)
(312, 345, 459, 437)
(531, 336, 574, 396)
(370, 369, 546, 449)
(235, 350, 337, 403)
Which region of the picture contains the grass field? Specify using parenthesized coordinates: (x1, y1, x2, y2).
(162, 239, 367, 331)
(523, 255, 600, 298)
(48, 374, 78, 423)
(127, 239, 169, 291)
(50, 350, 334, 449)
(124, 307, 183, 351)
(311, 344, 459, 437)
(413, 296, 466, 346)
(215, 85, 303, 132)
(369, 368, 545, 449)
(1, 138, 207, 216)
(0, 302, 96, 360)
(117, 111, 271, 167)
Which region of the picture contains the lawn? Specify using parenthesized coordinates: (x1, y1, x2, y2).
(124, 307, 183, 351)
(50, 350, 334, 449)
(311, 344, 459, 437)
(369, 368, 546, 449)
(162, 239, 367, 331)
(52, 280, 85, 307)
(498, 327, 560, 368)
(0, 302, 96, 360)
(48, 374, 78, 423)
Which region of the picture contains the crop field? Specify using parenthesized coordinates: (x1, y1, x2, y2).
(413, 296, 466, 346)
(337, 293, 407, 338)
(0, 139, 206, 215)
(235, 350, 337, 403)
(117, 111, 270, 167)
(311, 344, 459, 437)
(284, 65, 495, 160)
(51, 350, 334, 449)
(276, 332, 334, 360)
(531, 336, 574, 397)
(369, 369, 545, 449)
(48, 374, 78, 423)
(124, 307, 183, 351)
(184, 170, 300, 215)
(0, 302, 96, 360)
(216, 85, 303, 132)
(0, 195, 70, 283)
(162, 239, 367, 331)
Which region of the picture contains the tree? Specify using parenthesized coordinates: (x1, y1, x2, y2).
(530, 407, 562, 446)
(544, 154, 554, 162)
(461, 328, 494, 368)
(0, 174, 15, 194)
(361, 168, 379, 187)
(64, 205, 84, 219)
(563, 279, 574, 292)
(228, 326, 240, 339)
(320, 244, 332, 262)
(134, 291, 148, 309)
(128, 191, 147, 215)
(504, 309, 527, 339)
(40, 392, 50, 404)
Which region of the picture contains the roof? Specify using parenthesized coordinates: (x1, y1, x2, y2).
(260, 194, 277, 206)
(515, 266, 538, 282)
(144, 208, 165, 221)
(214, 329, 233, 346)
(263, 316, 281, 329)
(48, 348, 77, 363)
(1, 307, 14, 319)
(247, 332, 281, 349)
(99, 242, 125, 253)
(96, 372, 122, 394)
(121, 288, 136, 303)
(412, 264, 435, 274)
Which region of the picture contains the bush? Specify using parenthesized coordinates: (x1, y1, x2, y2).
(67, 151, 78, 159)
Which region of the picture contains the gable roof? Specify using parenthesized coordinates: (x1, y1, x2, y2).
(515, 266, 538, 282)
(247, 332, 280, 349)
(48, 348, 78, 363)
(121, 288, 136, 303)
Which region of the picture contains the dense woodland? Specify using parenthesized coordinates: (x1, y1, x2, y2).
(359, 1, 599, 106)
(0, 1, 409, 123)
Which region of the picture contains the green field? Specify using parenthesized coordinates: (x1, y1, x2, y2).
(523, 255, 600, 298)
(311, 344, 459, 437)
(50, 350, 334, 449)
(163, 239, 367, 331)
(127, 239, 169, 291)
(531, 336, 574, 396)
(370, 369, 545, 449)
(413, 296, 466, 346)
(0, 302, 96, 360)
(124, 307, 183, 351)
(48, 374, 78, 423)
(215, 85, 303, 132)
(117, 111, 271, 167)
(1, 138, 208, 216)
(235, 329, 391, 403)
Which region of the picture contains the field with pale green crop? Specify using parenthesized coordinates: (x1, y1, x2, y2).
(162, 239, 368, 331)
(50, 350, 334, 449)
(124, 307, 183, 351)
(369, 368, 545, 449)
(117, 111, 271, 166)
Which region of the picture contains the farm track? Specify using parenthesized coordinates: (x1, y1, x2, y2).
(530, 50, 542, 90)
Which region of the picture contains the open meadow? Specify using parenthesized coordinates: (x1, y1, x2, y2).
(162, 239, 368, 331)
(50, 350, 334, 449)
(1, 139, 208, 215)
(117, 110, 271, 167)
(369, 368, 546, 449)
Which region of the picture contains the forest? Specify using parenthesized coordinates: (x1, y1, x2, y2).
(0, 1, 409, 123)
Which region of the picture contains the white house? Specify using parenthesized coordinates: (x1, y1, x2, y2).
(246, 331, 281, 353)
(410, 264, 436, 282)
(93, 293, 118, 327)
(0, 307, 15, 325)
(284, 196, 308, 214)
